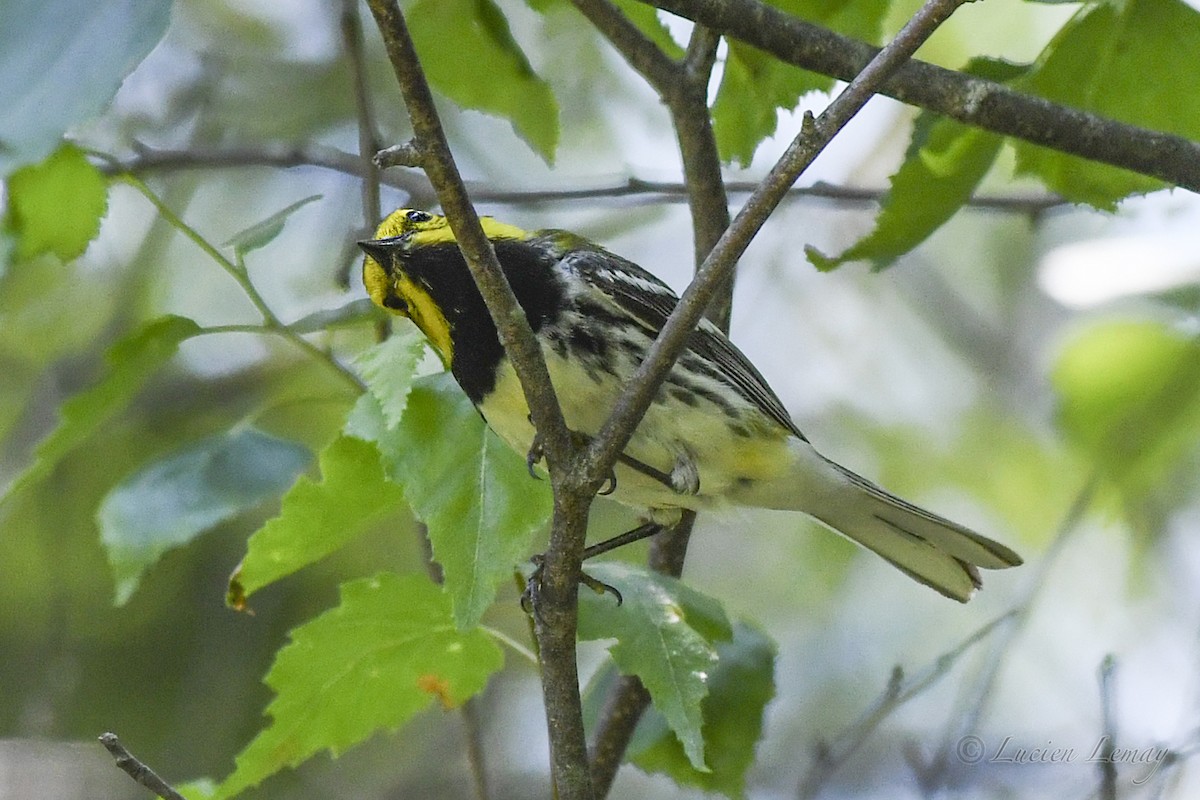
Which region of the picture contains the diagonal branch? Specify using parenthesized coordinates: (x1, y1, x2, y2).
(643, 0, 1200, 193)
(580, 0, 973, 492)
(98, 733, 186, 800)
(362, 0, 572, 470)
(364, 4, 597, 799)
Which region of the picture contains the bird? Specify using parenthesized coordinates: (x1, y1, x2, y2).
(357, 208, 1022, 602)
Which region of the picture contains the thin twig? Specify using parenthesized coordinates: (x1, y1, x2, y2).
(98, 733, 187, 800)
(115, 175, 365, 392)
(915, 476, 1098, 792)
(643, 0, 1200, 193)
(797, 611, 1015, 799)
(99, 146, 1066, 213)
(1097, 654, 1119, 800)
(581, 0, 973, 500)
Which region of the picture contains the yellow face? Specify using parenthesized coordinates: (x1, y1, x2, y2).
(360, 208, 529, 367)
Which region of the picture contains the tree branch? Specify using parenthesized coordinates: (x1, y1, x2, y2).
(363, 3, 596, 799)
(581, 16, 730, 795)
(98, 733, 186, 800)
(643, 0, 1200, 193)
(581, 0, 972, 494)
(339, 0, 383, 229)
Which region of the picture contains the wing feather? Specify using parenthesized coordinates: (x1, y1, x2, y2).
(555, 244, 805, 439)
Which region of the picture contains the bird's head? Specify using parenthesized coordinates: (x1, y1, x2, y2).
(357, 208, 529, 365)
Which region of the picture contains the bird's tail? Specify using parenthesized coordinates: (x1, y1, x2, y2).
(779, 444, 1022, 602)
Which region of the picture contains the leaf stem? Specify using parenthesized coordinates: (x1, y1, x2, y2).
(117, 175, 365, 392)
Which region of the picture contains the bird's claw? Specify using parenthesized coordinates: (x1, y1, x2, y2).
(521, 555, 623, 615)
(526, 433, 545, 480)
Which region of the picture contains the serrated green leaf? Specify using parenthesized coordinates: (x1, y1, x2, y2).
(1013, 0, 1200, 207)
(807, 124, 1003, 271)
(353, 374, 551, 628)
(806, 58, 1025, 271)
(1052, 320, 1200, 498)
(99, 429, 310, 606)
(352, 330, 428, 431)
(409, 0, 559, 161)
(629, 621, 777, 799)
(1, 316, 202, 510)
(0, 0, 170, 174)
(578, 562, 733, 772)
(214, 572, 503, 800)
(223, 194, 322, 256)
(4, 143, 108, 261)
(228, 436, 405, 609)
(712, 0, 889, 166)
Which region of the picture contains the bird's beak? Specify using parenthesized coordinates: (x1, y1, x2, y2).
(357, 238, 400, 267)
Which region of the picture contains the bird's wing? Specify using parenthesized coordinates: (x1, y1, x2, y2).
(559, 245, 806, 440)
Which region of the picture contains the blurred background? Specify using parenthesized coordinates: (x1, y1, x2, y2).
(2, 0, 1199, 797)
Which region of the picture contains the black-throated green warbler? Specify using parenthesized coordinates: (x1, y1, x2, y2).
(358, 208, 1022, 602)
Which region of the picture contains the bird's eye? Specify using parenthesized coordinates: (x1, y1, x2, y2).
(405, 210, 433, 223)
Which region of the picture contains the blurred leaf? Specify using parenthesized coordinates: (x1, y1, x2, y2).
(287, 298, 382, 333)
(223, 194, 322, 256)
(4, 143, 108, 261)
(228, 435, 404, 610)
(351, 374, 552, 627)
(352, 329, 428, 431)
(1, 315, 202, 510)
(629, 621, 777, 799)
(610, 0, 685, 59)
(1013, 0, 1200, 207)
(215, 572, 503, 800)
(0, 0, 170, 174)
(409, 0, 559, 161)
(578, 562, 733, 772)
(99, 429, 310, 606)
(1052, 319, 1200, 500)
(177, 779, 218, 800)
(807, 59, 1025, 271)
(712, 0, 889, 165)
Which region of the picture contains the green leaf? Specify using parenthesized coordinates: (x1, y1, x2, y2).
(1, 315, 202, 509)
(806, 58, 1025, 271)
(98, 429, 311, 606)
(214, 572, 503, 800)
(223, 194, 322, 256)
(227, 435, 404, 609)
(409, 0, 559, 161)
(578, 562, 733, 772)
(0, 0, 171, 174)
(610, 0, 685, 59)
(1013, 0, 1200, 207)
(629, 621, 777, 799)
(287, 298, 382, 334)
(712, 0, 889, 165)
(1052, 320, 1200, 498)
(352, 329, 428, 431)
(352, 374, 552, 627)
(4, 143, 108, 261)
